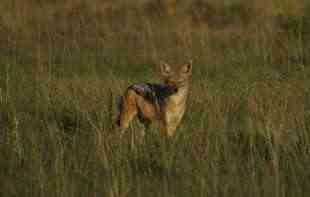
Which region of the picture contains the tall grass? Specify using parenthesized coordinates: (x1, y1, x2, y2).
(1, 0, 310, 197)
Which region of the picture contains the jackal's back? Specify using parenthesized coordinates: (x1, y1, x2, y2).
(128, 83, 178, 106)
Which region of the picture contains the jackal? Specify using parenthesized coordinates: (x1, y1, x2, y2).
(116, 61, 192, 137)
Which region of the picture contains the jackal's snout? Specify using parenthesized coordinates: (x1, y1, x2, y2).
(166, 83, 179, 93)
(164, 78, 188, 89)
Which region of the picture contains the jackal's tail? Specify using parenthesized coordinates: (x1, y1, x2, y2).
(106, 88, 122, 130)
(114, 95, 123, 128)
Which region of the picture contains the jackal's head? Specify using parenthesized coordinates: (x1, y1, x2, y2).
(160, 61, 192, 89)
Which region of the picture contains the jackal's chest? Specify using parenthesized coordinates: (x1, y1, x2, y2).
(164, 93, 187, 125)
(165, 105, 185, 126)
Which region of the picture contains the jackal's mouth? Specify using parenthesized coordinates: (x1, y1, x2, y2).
(169, 85, 178, 93)
(163, 80, 178, 92)
(165, 79, 187, 89)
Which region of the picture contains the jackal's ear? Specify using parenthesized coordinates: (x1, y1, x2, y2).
(160, 61, 171, 76)
(182, 60, 193, 74)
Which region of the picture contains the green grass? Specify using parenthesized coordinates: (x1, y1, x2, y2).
(1, 1, 310, 196)
(1, 60, 310, 197)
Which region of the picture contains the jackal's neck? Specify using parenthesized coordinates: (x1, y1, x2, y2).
(166, 84, 189, 105)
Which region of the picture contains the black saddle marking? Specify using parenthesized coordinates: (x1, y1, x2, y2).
(128, 83, 178, 105)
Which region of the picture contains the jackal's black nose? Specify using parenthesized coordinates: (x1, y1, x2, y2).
(172, 86, 178, 93)
(168, 85, 178, 94)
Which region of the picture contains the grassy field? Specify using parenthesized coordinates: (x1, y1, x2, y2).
(1, 1, 310, 197)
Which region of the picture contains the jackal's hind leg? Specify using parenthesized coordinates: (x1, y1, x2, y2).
(117, 90, 138, 136)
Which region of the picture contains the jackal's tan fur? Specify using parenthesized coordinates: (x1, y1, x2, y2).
(116, 61, 192, 137)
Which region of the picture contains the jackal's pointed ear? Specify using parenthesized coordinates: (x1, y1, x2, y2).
(182, 60, 193, 74)
(160, 61, 171, 76)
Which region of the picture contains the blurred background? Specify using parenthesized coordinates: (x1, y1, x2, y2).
(1, 0, 310, 72)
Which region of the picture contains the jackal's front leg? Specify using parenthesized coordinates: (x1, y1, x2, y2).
(158, 120, 177, 138)
(166, 125, 177, 137)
